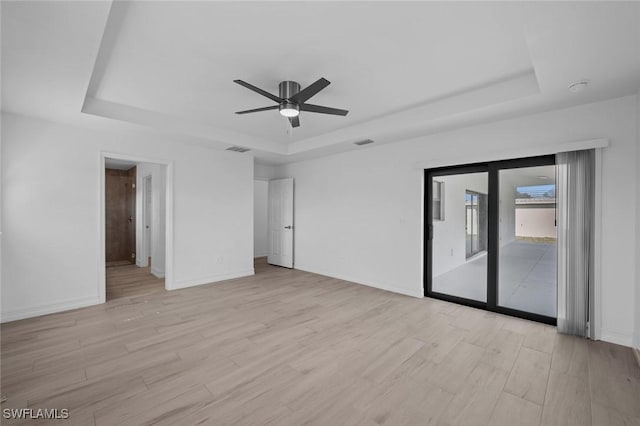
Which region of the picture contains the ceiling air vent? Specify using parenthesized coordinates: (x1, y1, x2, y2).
(226, 146, 251, 153)
(354, 139, 374, 146)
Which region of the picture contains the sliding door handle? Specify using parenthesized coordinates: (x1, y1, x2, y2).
(284, 226, 292, 229)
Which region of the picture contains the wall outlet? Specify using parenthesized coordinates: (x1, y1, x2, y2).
(216, 256, 223, 264)
(450, 248, 454, 256)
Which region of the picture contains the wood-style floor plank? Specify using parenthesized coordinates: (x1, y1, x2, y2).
(504, 346, 551, 405)
(1, 258, 639, 425)
(488, 392, 542, 426)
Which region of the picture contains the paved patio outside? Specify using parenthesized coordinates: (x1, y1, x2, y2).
(432, 240, 557, 317)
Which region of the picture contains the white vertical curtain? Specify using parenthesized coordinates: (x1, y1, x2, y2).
(556, 149, 595, 337)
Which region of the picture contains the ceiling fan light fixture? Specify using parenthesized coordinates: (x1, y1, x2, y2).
(234, 78, 348, 128)
(279, 103, 299, 117)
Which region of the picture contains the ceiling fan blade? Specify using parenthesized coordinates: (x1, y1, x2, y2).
(299, 103, 349, 116)
(288, 116, 300, 128)
(290, 78, 330, 103)
(235, 105, 279, 115)
(233, 80, 282, 103)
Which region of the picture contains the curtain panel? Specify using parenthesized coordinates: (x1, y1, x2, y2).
(556, 149, 595, 338)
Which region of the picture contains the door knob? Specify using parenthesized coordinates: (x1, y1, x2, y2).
(128, 216, 133, 223)
(284, 226, 292, 229)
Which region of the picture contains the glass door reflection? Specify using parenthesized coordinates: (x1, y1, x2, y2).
(497, 165, 557, 317)
(431, 171, 488, 302)
(465, 190, 488, 259)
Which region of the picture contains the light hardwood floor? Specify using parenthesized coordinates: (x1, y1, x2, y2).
(1, 258, 638, 425)
(106, 264, 165, 301)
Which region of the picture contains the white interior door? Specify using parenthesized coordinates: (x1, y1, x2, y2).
(268, 178, 294, 268)
(144, 175, 152, 265)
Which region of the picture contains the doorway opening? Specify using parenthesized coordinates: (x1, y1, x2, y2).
(425, 155, 557, 324)
(464, 190, 488, 259)
(103, 156, 171, 301)
(267, 178, 294, 269)
(105, 165, 137, 267)
(253, 177, 295, 273)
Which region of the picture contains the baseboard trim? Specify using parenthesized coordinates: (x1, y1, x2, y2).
(169, 269, 254, 291)
(294, 264, 423, 299)
(150, 267, 165, 279)
(599, 329, 634, 347)
(633, 347, 640, 370)
(1, 296, 102, 323)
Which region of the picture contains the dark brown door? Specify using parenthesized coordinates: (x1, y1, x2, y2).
(106, 167, 136, 265)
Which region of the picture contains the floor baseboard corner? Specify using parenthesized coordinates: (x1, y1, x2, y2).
(0, 296, 102, 323)
(633, 347, 640, 370)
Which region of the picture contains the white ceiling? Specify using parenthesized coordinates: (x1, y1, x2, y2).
(2, 1, 640, 164)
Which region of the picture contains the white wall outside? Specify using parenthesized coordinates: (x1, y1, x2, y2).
(1, 112, 254, 322)
(253, 180, 269, 257)
(279, 95, 639, 347)
(515, 208, 557, 239)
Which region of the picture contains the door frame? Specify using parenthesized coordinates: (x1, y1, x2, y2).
(267, 178, 294, 268)
(139, 174, 153, 268)
(424, 155, 557, 325)
(464, 189, 487, 259)
(99, 152, 174, 302)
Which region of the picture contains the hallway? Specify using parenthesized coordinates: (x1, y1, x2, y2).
(106, 264, 165, 301)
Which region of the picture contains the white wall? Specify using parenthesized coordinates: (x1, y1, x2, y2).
(153, 165, 166, 278)
(135, 162, 166, 278)
(254, 162, 278, 180)
(279, 95, 639, 347)
(636, 90, 640, 349)
(254, 162, 277, 258)
(1, 112, 254, 322)
(253, 180, 269, 257)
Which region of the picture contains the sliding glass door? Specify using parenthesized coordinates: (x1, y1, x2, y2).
(498, 165, 557, 318)
(430, 169, 488, 302)
(425, 155, 557, 324)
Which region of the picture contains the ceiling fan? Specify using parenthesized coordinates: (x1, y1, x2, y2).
(233, 78, 348, 128)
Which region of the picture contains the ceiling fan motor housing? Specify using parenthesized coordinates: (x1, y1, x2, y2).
(279, 81, 300, 100)
(279, 81, 300, 115)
